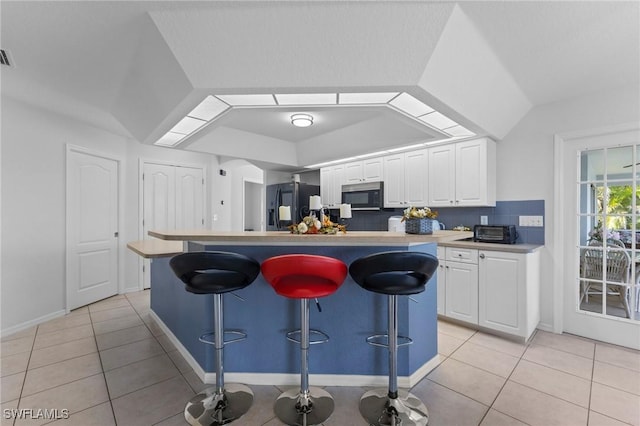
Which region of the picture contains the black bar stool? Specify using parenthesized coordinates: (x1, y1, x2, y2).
(261, 254, 348, 426)
(170, 251, 260, 426)
(349, 251, 439, 426)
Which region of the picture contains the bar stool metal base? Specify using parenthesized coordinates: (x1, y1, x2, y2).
(274, 387, 335, 426)
(360, 388, 429, 426)
(184, 383, 253, 426)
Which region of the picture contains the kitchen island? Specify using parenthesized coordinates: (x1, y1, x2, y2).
(141, 230, 471, 387)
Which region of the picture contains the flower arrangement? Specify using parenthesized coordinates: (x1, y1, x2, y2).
(401, 206, 438, 222)
(289, 215, 347, 235)
(588, 223, 621, 242)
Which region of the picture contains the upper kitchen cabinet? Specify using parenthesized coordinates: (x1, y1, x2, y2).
(320, 164, 345, 208)
(428, 138, 496, 207)
(344, 158, 384, 183)
(383, 149, 428, 208)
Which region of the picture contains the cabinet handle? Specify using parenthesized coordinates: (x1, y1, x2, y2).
(479, 253, 485, 259)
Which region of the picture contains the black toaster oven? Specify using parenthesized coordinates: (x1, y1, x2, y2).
(473, 225, 518, 244)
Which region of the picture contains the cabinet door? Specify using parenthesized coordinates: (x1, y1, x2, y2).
(363, 158, 383, 182)
(320, 167, 331, 206)
(455, 139, 487, 206)
(404, 149, 428, 206)
(437, 259, 446, 315)
(445, 261, 479, 324)
(428, 145, 456, 206)
(344, 161, 363, 183)
(383, 154, 405, 208)
(329, 164, 344, 207)
(478, 251, 524, 335)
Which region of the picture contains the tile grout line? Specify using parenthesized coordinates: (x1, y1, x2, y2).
(12, 325, 38, 426)
(473, 329, 536, 426)
(88, 296, 129, 425)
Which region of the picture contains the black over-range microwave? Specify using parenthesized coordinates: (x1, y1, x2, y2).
(341, 181, 383, 210)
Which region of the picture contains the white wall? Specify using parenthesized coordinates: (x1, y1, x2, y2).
(496, 84, 640, 329)
(217, 159, 264, 232)
(0, 97, 218, 333)
(1, 98, 130, 331)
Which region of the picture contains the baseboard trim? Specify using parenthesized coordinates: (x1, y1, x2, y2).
(0, 309, 66, 338)
(149, 310, 440, 388)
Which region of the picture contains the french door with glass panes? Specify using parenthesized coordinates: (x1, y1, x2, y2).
(562, 127, 639, 349)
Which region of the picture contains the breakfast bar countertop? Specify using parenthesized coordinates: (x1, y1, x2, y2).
(147, 229, 473, 245)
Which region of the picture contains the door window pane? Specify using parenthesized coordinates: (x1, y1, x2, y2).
(577, 144, 638, 321)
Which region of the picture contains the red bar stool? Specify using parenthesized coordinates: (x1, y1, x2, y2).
(261, 254, 348, 426)
(349, 251, 439, 426)
(170, 251, 260, 426)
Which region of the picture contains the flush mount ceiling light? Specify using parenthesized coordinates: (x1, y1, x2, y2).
(291, 113, 314, 128)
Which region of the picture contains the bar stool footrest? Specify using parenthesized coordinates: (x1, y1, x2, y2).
(199, 330, 247, 346)
(286, 329, 330, 345)
(366, 334, 413, 348)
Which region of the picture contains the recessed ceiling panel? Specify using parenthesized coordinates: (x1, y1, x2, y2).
(388, 92, 434, 117)
(275, 93, 337, 105)
(339, 92, 399, 104)
(189, 95, 230, 121)
(216, 94, 276, 106)
(419, 111, 458, 129)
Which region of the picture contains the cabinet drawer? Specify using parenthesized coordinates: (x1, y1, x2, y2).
(437, 246, 446, 260)
(445, 247, 478, 264)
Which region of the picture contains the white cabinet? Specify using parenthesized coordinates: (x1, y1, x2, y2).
(344, 157, 383, 183)
(443, 247, 479, 324)
(478, 250, 540, 340)
(436, 247, 446, 315)
(383, 149, 428, 208)
(428, 138, 496, 207)
(320, 164, 344, 208)
(439, 245, 541, 342)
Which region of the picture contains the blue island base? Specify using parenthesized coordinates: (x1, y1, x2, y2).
(150, 243, 439, 387)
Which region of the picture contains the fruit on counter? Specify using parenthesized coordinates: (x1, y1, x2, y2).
(453, 225, 471, 231)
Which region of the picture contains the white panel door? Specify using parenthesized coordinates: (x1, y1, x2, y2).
(175, 166, 204, 229)
(142, 163, 175, 289)
(143, 163, 175, 238)
(445, 261, 479, 324)
(478, 251, 522, 333)
(67, 148, 119, 310)
(141, 163, 204, 289)
(456, 139, 486, 206)
(404, 148, 429, 206)
(428, 145, 456, 206)
(383, 154, 405, 208)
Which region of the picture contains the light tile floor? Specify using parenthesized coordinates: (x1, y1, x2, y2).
(1, 290, 639, 426)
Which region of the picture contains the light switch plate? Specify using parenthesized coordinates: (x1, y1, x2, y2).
(480, 215, 488, 225)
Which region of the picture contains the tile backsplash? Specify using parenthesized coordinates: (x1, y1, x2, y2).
(329, 200, 545, 245)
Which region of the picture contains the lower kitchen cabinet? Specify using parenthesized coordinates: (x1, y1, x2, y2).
(439, 245, 540, 341)
(478, 250, 540, 340)
(443, 247, 479, 324)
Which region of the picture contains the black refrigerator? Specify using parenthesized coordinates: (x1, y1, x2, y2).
(266, 182, 320, 230)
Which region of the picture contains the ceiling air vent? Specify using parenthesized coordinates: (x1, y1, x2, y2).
(0, 49, 13, 67)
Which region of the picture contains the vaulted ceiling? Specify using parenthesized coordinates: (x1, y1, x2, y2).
(1, 1, 638, 170)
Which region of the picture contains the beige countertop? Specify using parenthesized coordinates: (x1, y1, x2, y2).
(440, 240, 543, 253)
(126, 239, 184, 259)
(147, 229, 473, 246)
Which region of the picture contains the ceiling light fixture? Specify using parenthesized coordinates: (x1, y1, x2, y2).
(291, 113, 314, 128)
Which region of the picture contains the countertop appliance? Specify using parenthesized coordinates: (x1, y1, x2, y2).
(341, 181, 383, 210)
(388, 216, 405, 232)
(266, 182, 320, 230)
(473, 225, 518, 244)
